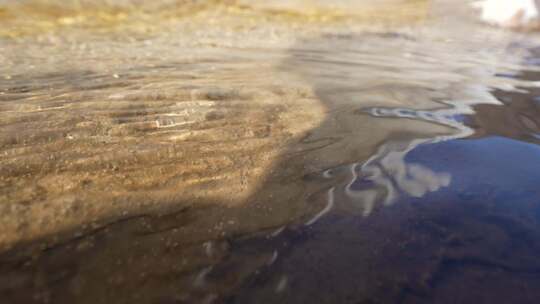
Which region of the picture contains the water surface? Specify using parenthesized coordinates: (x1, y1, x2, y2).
(2, 0, 540, 303)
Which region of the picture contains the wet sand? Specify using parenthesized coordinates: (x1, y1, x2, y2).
(0, 0, 435, 253)
(2, 0, 540, 303)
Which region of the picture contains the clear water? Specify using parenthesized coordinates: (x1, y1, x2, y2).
(2, 0, 540, 303)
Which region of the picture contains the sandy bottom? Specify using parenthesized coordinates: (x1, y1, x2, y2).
(2, 1, 540, 303)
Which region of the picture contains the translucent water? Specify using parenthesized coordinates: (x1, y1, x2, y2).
(2, 0, 540, 303)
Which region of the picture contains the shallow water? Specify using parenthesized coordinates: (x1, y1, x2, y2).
(2, 0, 540, 303)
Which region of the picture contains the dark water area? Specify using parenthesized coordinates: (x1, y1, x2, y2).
(216, 77, 540, 303)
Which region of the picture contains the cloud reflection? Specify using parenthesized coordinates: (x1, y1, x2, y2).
(340, 105, 475, 216)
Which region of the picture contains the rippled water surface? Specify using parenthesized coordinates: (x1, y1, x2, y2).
(2, 0, 540, 303)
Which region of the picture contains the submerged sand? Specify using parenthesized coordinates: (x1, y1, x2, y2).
(2, 1, 540, 302)
(0, 0, 441, 250)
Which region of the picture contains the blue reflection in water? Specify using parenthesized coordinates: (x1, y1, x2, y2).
(332, 105, 475, 217)
(406, 136, 540, 202)
(226, 135, 540, 303)
(393, 135, 539, 204)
